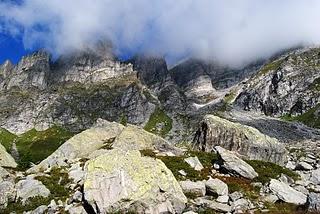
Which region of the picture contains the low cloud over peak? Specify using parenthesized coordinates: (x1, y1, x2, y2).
(1, 0, 320, 67)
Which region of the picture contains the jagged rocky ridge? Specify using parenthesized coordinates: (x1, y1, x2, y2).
(0, 45, 320, 213)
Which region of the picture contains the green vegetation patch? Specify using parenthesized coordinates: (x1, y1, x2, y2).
(0, 126, 74, 170)
(262, 202, 307, 214)
(0, 128, 17, 151)
(257, 59, 284, 77)
(281, 104, 320, 129)
(141, 149, 218, 181)
(144, 107, 173, 137)
(246, 160, 299, 184)
(310, 77, 320, 91)
(1, 196, 51, 214)
(36, 167, 72, 200)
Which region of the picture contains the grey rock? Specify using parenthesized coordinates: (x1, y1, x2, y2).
(0, 181, 15, 209)
(232, 198, 252, 212)
(262, 194, 279, 203)
(195, 197, 231, 213)
(269, 179, 307, 205)
(184, 156, 204, 171)
(28, 120, 125, 173)
(235, 47, 320, 121)
(179, 180, 206, 197)
(83, 149, 187, 213)
(30, 205, 48, 214)
(205, 178, 228, 196)
(296, 162, 314, 171)
(308, 192, 320, 211)
(194, 115, 288, 165)
(229, 191, 243, 202)
(216, 195, 229, 203)
(310, 168, 320, 185)
(72, 190, 83, 203)
(16, 177, 50, 204)
(0, 143, 17, 168)
(215, 146, 258, 179)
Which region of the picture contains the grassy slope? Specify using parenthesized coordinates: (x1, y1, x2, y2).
(0, 126, 74, 169)
(282, 104, 320, 129)
(144, 107, 173, 137)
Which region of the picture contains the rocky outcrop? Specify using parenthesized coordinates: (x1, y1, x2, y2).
(112, 124, 181, 155)
(83, 149, 187, 213)
(28, 120, 125, 172)
(193, 114, 288, 165)
(269, 179, 307, 205)
(4, 51, 50, 91)
(236, 47, 320, 118)
(215, 146, 258, 179)
(28, 119, 181, 173)
(0, 143, 17, 168)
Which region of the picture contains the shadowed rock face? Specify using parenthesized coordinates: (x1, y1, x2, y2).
(193, 115, 288, 165)
(130, 55, 171, 89)
(235, 48, 320, 117)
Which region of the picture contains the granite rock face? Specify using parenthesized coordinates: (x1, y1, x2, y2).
(236, 48, 320, 119)
(83, 149, 187, 213)
(193, 114, 288, 165)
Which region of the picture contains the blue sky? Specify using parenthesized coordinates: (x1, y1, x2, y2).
(1, 1, 320, 67)
(0, 33, 31, 64)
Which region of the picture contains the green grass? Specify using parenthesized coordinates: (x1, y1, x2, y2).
(36, 167, 72, 200)
(0, 196, 51, 214)
(0, 126, 74, 170)
(257, 59, 284, 77)
(144, 107, 173, 137)
(1, 167, 73, 213)
(141, 149, 218, 181)
(310, 77, 320, 91)
(246, 160, 300, 184)
(0, 128, 17, 151)
(281, 104, 320, 129)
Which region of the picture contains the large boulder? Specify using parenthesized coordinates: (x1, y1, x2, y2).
(193, 115, 288, 165)
(16, 176, 50, 204)
(112, 124, 181, 155)
(310, 168, 320, 185)
(215, 146, 258, 179)
(28, 119, 181, 173)
(28, 120, 125, 173)
(269, 179, 307, 205)
(0, 143, 17, 168)
(83, 149, 187, 213)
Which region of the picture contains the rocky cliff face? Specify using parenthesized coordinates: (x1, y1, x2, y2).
(236, 47, 320, 119)
(170, 59, 261, 104)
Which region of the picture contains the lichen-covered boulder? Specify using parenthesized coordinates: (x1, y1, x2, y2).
(193, 115, 288, 165)
(216, 146, 258, 179)
(112, 124, 182, 155)
(0, 143, 17, 168)
(28, 120, 125, 173)
(83, 149, 187, 213)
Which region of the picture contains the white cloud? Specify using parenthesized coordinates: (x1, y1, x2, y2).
(1, 0, 320, 67)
